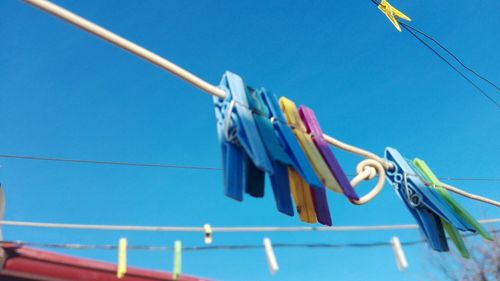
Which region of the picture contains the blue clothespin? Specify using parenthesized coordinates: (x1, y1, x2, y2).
(385, 147, 450, 252)
(245, 86, 295, 215)
(260, 91, 332, 225)
(213, 71, 274, 201)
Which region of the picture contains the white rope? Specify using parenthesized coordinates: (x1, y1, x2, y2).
(23, 0, 226, 98)
(21, 0, 499, 207)
(0, 218, 499, 233)
(440, 183, 500, 207)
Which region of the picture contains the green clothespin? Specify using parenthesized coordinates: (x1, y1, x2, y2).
(409, 160, 469, 258)
(414, 159, 493, 241)
(172, 240, 182, 280)
(413, 159, 494, 258)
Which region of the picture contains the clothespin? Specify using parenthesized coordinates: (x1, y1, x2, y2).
(213, 71, 274, 202)
(288, 168, 318, 224)
(117, 238, 127, 279)
(385, 148, 449, 252)
(203, 224, 212, 245)
(390, 237, 408, 270)
(279, 97, 333, 226)
(245, 87, 296, 216)
(413, 159, 493, 241)
(377, 0, 411, 32)
(260, 91, 331, 223)
(172, 240, 182, 280)
(412, 159, 493, 259)
(298, 105, 359, 201)
(263, 238, 279, 275)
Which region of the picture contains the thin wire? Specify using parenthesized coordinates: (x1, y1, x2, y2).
(0, 218, 498, 233)
(401, 23, 500, 92)
(400, 22, 500, 108)
(0, 154, 222, 171)
(1, 229, 497, 252)
(2, 154, 499, 183)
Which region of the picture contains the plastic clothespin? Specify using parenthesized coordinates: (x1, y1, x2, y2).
(377, 0, 411, 32)
(263, 238, 279, 275)
(117, 238, 127, 279)
(243, 87, 297, 215)
(385, 148, 449, 252)
(413, 159, 492, 241)
(172, 240, 182, 280)
(298, 105, 359, 200)
(288, 168, 317, 224)
(390, 237, 408, 270)
(213, 71, 274, 202)
(203, 224, 213, 245)
(260, 92, 332, 224)
(411, 160, 470, 259)
(279, 97, 333, 226)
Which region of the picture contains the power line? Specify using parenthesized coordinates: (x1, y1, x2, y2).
(1, 154, 499, 183)
(400, 23, 500, 92)
(0, 218, 498, 233)
(399, 22, 500, 108)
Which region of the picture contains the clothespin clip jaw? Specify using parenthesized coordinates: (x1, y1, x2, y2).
(203, 224, 213, 245)
(117, 238, 127, 279)
(377, 0, 411, 32)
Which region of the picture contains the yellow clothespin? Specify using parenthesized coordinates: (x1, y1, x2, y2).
(117, 238, 127, 279)
(377, 0, 411, 32)
(288, 168, 317, 223)
(203, 224, 212, 245)
(279, 97, 341, 192)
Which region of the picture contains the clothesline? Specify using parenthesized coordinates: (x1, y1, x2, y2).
(21, 0, 500, 208)
(1, 218, 499, 232)
(3, 229, 498, 252)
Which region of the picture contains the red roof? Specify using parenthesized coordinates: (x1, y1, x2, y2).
(0, 244, 211, 281)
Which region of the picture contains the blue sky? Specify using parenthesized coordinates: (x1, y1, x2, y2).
(1, 1, 499, 280)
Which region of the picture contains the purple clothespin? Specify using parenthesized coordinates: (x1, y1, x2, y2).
(298, 106, 359, 200)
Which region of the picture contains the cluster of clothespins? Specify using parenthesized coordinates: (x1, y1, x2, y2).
(384, 148, 493, 258)
(213, 71, 494, 257)
(213, 71, 360, 226)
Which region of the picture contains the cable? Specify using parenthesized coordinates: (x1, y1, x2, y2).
(400, 22, 500, 108)
(1, 154, 499, 183)
(401, 23, 500, 92)
(0, 229, 497, 252)
(0, 154, 222, 171)
(0, 218, 498, 233)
